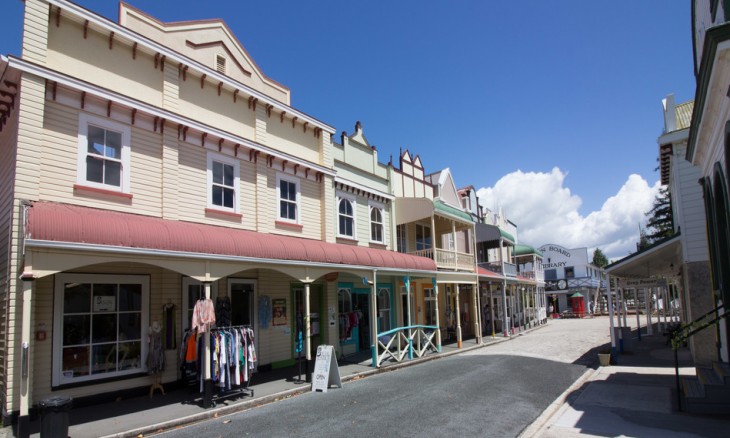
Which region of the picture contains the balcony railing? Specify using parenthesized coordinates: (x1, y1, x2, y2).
(479, 261, 517, 277)
(411, 248, 475, 271)
(518, 270, 545, 282)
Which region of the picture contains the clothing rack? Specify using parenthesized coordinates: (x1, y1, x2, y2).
(206, 325, 255, 406)
(180, 325, 256, 408)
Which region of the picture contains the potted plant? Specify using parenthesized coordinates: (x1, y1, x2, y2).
(597, 348, 611, 366)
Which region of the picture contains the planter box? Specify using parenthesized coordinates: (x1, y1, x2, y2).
(598, 353, 611, 366)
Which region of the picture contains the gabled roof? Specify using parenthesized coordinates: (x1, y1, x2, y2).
(25, 202, 437, 272)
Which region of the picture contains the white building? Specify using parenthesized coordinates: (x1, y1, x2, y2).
(539, 244, 602, 316)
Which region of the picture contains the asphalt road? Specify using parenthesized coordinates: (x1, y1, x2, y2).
(159, 318, 612, 438)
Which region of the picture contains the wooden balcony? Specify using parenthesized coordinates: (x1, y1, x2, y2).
(412, 248, 475, 272)
(479, 261, 517, 277)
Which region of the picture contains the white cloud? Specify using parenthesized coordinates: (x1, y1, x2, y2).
(476, 167, 660, 261)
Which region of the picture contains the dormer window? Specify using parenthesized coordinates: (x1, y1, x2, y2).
(216, 55, 226, 74)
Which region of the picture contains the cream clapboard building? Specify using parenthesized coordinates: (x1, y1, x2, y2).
(0, 0, 449, 427)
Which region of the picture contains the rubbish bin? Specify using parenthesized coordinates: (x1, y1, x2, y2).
(38, 396, 72, 438)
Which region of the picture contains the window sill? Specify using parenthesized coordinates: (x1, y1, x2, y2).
(275, 220, 303, 230)
(205, 208, 242, 220)
(336, 236, 358, 244)
(369, 242, 387, 250)
(73, 184, 133, 199)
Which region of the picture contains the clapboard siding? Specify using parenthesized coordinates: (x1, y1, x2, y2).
(47, 20, 163, 108)
(0, 103, 19, 417)
(39, 102, 163, 215)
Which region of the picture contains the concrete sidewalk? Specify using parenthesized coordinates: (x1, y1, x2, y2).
(522, 331, 730, 438)
(5, 331, 516, 438)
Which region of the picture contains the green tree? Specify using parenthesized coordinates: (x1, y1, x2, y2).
(645, 186, 674, 244)
(592, 248, 608, 268)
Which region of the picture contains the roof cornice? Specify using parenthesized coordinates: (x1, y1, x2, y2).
(47, 0, 335, 133)
(9, 56, 335, 177)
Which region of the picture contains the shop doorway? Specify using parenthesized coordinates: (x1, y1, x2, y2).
(353, 290, 370, 352)
(292, 285, 323, 358)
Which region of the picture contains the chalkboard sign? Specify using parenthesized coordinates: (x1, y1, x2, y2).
(311, 345, 342, 393)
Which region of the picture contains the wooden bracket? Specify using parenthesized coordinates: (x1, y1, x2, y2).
(201, 132, 207, 147)
(109, 32, 114, 50)
(131, 108, 137, 125)
(291, 116, 298, 128)
(83, 20, 88, 39)
(233, 89, 239, 102)
(218, 138, 224, 152)
(107, 101, 112, 117)
(217, 82, 223, 96)
(132, 42, 138, 59)
(200, 74, 206, 89)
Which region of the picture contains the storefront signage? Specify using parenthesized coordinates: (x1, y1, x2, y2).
(542, 261, 568, 269)
(312, 345, 342, 393)
(619, 278, 667, 288)
(93, 295, 115, 312)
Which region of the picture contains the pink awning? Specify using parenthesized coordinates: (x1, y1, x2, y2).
(477, 266, 503, 279)
(26, 202, 436, 271)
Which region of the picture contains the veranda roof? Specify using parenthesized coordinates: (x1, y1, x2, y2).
(25, 202, 437, 272)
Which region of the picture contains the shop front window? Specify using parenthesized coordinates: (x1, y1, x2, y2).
(53, 274, 149, 386)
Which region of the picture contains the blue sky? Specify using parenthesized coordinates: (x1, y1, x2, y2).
(0, 1, 696, 259)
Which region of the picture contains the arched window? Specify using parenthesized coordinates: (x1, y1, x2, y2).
(370, 206, 384, 243)
(338, 197, 355, 237)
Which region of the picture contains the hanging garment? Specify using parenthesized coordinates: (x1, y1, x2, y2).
(258, 295, 272, 329)
(146, 329, 165, 374)
(215, 296, 232, 328)
(192, 298, 216, 332)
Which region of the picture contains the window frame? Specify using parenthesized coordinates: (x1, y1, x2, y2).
(416, 223, 432, 251)
(76, 113, 131, 193)
(207, 151, 240, 213)
(277, 172, 300, 224)
(52, 273, 149, 387)
(337, 193, 356, 239)
(369, 202, 385, 244)
(396, 224, 407, 253)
